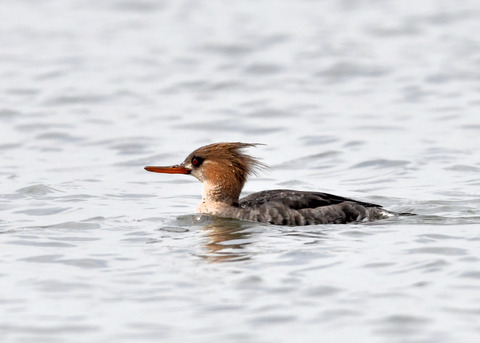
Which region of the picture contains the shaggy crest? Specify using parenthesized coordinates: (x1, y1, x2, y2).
(183, 142, 266, 184)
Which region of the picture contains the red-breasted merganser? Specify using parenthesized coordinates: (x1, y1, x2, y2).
(145, 142, 404, 226)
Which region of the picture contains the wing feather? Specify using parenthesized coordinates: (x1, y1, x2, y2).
(238, 189, 381, 210)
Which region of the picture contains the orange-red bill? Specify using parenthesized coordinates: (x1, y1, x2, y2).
(144, 165, 191, 174)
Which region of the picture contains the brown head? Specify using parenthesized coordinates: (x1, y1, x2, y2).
(145, 142, 265, 205)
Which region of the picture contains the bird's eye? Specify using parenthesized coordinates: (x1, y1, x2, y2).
(191, 156, 204, 168)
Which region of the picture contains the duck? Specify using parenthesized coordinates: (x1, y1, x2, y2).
(145, 142, 407, 225)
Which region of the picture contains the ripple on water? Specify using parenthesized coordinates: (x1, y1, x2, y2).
(367, 23, 422, 37)
(58, 258, 108, 269)
(459, 271, 480, 279)
(415, 233, 463, 242)
(21, 254, 108, 269)
(304, 285, 342, 297)
(35, 279, 93, 292)
(0, 143, 22, 150)
(10, 240, 76, 248)
(245, 107, 291, 118)
(444, 164, 480, 172)
(35, 131, 84, 142)
(43, 93, 108, 106)
(110, 0, 166, 12)
(275, 151, 342, 170)
(15, 207, 71, 216)
(35, 220, 102, 230)
(158, 227, 190, 233)
(174, 119, 285, 134)
(110, 142, 150, 155)
(407, 247, 467, 256)
(15, 122, 68, 132)
(395, 258, 449, 274)
(201, 43, 255, 57)
(300, 135, 340, 145)
(351, 159, 410, 169)
(0, 324, 100, 335)
(16, 184, 59, 197)
(243, 63, 284, 75)
(316, 61, 390, 81)
(375, 314, 432, 336)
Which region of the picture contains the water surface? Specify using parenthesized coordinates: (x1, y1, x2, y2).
(1, 1, 480, 342)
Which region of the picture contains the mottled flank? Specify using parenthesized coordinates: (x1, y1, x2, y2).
(236, 190, 393, 225)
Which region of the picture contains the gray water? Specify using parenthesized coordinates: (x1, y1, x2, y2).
(1, 0, 480, 342)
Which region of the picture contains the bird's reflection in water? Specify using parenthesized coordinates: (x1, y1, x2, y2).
(162, 214, 329, 263)
(200, 217, 258, 263)
(167, 214, 260, 263)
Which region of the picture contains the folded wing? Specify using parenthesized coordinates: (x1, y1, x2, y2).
(239, 189, 382, 210)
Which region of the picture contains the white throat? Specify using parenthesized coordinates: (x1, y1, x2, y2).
(195, 180, 235, 214)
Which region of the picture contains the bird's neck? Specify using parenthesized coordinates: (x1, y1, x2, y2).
(202, 179, 243, 204)
(196, 179, 244, 214)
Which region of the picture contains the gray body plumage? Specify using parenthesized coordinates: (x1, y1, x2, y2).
(220, 190, 393, 225)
